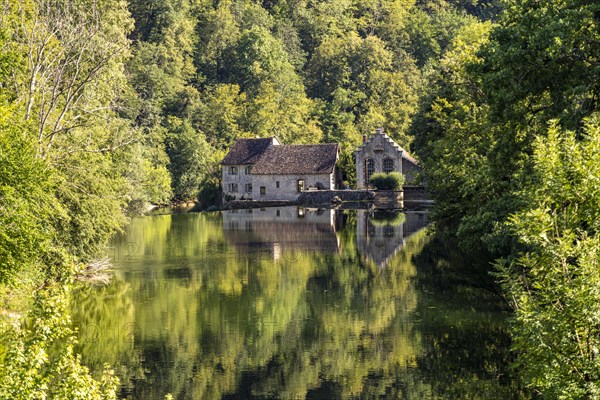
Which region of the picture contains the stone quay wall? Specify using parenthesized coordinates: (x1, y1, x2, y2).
(298, 190, 376, 205)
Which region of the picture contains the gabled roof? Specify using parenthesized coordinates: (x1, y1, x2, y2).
(354, 131, 420, 166)
(251, 144, 339, 175)
(221, 137, 278, 165)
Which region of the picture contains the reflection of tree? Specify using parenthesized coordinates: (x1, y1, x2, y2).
(241, 228, 426, 399)
(71, 210, 518, 399)
(410, 234, 521, 398)
(71, 280, 141, 392)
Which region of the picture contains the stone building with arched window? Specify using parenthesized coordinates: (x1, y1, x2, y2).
(354, 128, 422, 189)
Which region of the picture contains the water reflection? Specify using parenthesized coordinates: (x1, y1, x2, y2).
(222, 207, 341, 259)
(356, 210, 429, 268)
(71, 207, 517, 399)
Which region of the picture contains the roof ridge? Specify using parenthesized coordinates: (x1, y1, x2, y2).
(276, 143, 338, 146)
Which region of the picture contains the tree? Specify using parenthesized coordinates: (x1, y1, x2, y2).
(497, 119, 600, 398)
(166, 118, 214, 201)
(404, 1, 476, 67)
(308, 32, 418, 144)
(0, 122, 62, 283)
(7, 0, 134, 160)
(411, 20, 497, 252)
(0, 284, 119, 399)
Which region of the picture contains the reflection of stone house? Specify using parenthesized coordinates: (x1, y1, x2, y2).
(222, 207, 340, 259)
(356, 211, 428, 268)
(354, 128, 422, 189)
(221, 138, 340, 201)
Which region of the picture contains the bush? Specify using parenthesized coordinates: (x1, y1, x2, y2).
(369, 172, 404, 190)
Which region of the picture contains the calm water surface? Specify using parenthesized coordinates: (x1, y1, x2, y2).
(71, 207, 517, 399)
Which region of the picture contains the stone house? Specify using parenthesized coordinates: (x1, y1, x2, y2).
(354, 128, 422, 189)
(251, 144, 339, 201)
(221, 138, 340, 201)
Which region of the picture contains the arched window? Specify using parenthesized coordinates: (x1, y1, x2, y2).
(383, 158, 394, 173)
(365, 158, 375, 182)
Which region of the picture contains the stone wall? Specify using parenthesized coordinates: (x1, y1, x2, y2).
(355, 132, 404, 189)
(403, 186, 429, 201)
(354, 130, 424, 188)
(252, 173, 334, 201)
(222, 164, 253, 198)
(225, 200, 297, 210)
(402, 158, 422, 185)
(298, 190, 375, 205)
(373, 191, 403, 209)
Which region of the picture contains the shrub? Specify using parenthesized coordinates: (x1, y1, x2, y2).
(369, 172, 404, 190)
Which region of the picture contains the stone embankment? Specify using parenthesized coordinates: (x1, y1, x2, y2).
(297, 190, 375, 206)
(223, 187, 431, 210)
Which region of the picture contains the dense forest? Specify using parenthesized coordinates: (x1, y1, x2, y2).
(1, 0, 599, 398)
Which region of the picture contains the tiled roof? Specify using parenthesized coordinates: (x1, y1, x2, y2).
(221, 138, 277, 165)
(251, 144, 339, 175)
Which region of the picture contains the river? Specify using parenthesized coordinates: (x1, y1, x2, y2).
(70, 206, 518, 399)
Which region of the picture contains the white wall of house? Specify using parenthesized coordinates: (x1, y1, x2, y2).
(222, 164, 254, 199)
(252, 173, 335, 201)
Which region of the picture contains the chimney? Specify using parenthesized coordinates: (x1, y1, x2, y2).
(375, 127, 384, 134)
(362, 134, 367, 143)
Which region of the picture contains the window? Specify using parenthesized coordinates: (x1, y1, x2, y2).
(365, 159, 375, 182)
(297, 179, 305, 192)
(383, 158, 394, 173)
(229, 183, 238, 193)
(276, 181, 280, 188)
(276, 210, 280, 217)
(245, 183, 252, 193)
(260, 186, 266, 195)
(244, 165, 252, 175)
(229, 166, 238, 175)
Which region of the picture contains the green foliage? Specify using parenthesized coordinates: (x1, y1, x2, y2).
(0, 284, 118, 400)
(413, 0, 600, 393)
(405, 0, 476, 68)
(414, 0, 600, 255)
(497, 119, 600, 397)
(166, 118, 214, 201)
(412, 18, 515, 253)
(369, 172, 404, 190)
(196, 84, 249, 150)
(196, 180, 222, 210)
(0, 123, 63, 283)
